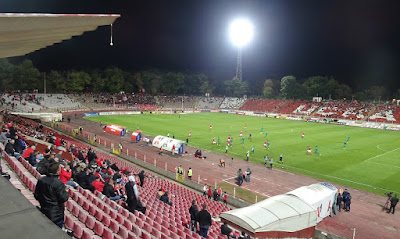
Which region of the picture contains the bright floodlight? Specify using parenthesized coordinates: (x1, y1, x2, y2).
(229, 19, 254, 47)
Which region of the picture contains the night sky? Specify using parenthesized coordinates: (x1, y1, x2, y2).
(1, 0, 400, 92)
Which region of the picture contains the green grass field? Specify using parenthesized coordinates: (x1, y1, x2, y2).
(87, 113, 400, 195)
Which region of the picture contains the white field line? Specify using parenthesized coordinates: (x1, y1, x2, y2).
(281, 164, 400, 194)
(376, 145, 387, 152)
(365, 147, 400, 162)
(366, 161, 400, 169)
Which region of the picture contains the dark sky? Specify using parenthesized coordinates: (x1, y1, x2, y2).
(1, 0, 400, 92)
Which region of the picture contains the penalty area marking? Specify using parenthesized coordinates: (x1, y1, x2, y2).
(366, 161, 400, 169)
(376, 145, 387, 152)
(365, 147, 400, 162)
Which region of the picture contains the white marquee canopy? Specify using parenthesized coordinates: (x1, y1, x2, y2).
(220, 194, 317, 234)
(0, 13, 120, 58)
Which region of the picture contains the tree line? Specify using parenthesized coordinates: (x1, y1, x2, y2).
(0, 59, 399, 101)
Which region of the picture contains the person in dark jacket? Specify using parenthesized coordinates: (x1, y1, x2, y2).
(125, 176, 146, 214)
(34, 162, 69, 228)
(13, 136, 25, 153)
(197, 203, 212, 238)
(137, 170, 145, 187)
(102, 179, 121, 201)
(388, 194, 399, 214)
(344, 192, 351, 211)
(5, 140, 16, 156)
(160, 191, 173, 206)
(9, 124, 16, 139)
(221, 221, 236, 239)
(27, 150, 40, 167)
(342, 189, 349, 209)
(75, 167, 95, 192)
(36, 156, 52, 175)
(336, 193, 343, 212)
(189, 200, 198, 232)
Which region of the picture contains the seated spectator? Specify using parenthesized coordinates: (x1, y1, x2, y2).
(0, 129, 8, 145)
(102, 179, 122, 201)
(54, 137, 62, 149)
(156, 188, 164, 200)
(22, 145, 36, 159)
(60, 165, 78, 188)
(13, 135, 25, 154)
(160, 191, 173, 206)
(238, 231, 250, 239)
(221, 221, 236, 239)
(75, 167, 95, 192)
(5, 140, 17, 157)
(27, 150, 40, 167)
(91, 176, 104, 192)
(36, 154, 53, 175)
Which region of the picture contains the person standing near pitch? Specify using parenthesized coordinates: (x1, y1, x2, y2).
(302, 131, 305, 138)
(269, 157, 273, 169)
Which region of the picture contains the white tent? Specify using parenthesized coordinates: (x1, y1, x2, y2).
(152, 135, 184, 154)
(0, 13, 120, 58)
(220, 194, 317, 238)
(286, 182, 337, 222)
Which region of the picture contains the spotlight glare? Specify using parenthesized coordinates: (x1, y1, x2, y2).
(229, 19, 254, 47)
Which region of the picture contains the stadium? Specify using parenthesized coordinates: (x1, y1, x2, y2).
(1, 2, 400, 239)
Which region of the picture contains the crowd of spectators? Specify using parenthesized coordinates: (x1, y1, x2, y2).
(220, 97, 246, 109)
(0, 92, 80, 112)
(72, 92, 158, 110)
(1, 111, 239, 238)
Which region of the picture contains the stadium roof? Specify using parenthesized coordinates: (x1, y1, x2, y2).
(0, 13, 120, 58)
(220, 194, 317, 234)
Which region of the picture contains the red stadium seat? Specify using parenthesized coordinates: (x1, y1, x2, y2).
(85, 215, 95, 229)
(110, 219, 120, 233)
(73, 221, 84, 238)
(118, 227, 129, 239)
(100, 215, 110, 227)
(78, 210, 88, 224)
(64, 214, 74, 230)
(94, 221, 104, 236)
(81, 228, 94, 239)
(102, 227, 114, 239)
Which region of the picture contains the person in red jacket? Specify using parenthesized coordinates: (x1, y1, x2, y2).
(22, 145, 35, 159)
(59, 165, 78, 188)
(207, 186, 212, 199)
(91, 176, 104, 192)
(55, 137, 62, 149)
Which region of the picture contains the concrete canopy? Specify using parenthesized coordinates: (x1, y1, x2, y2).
(0, 13, 120, 58)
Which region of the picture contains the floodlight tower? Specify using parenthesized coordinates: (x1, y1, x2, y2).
(229, 19, 254, 81)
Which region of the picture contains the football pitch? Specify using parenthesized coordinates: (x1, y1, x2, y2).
(87, 113, 400, 195)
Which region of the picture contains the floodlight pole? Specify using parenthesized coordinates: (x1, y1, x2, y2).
(235, 47, 242, 81)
